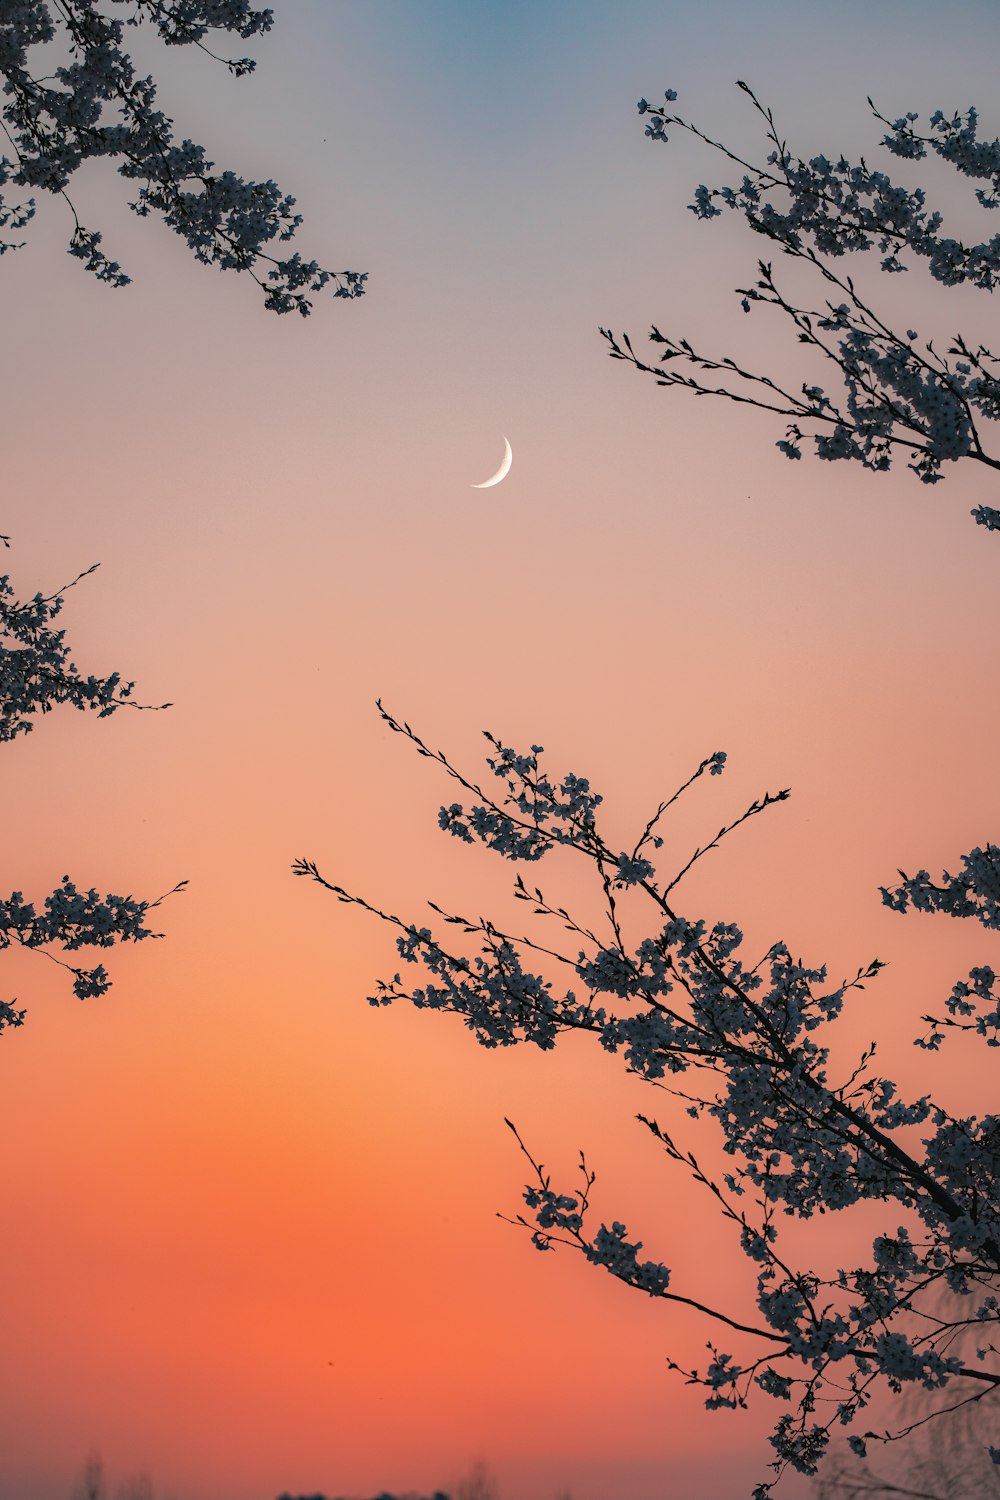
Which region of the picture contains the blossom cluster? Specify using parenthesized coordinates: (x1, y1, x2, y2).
(882, 851, 1000, 1051)
(882, 844, 1000, 930)
(0, 0, 366, 312)
(438, 737, 605, 861)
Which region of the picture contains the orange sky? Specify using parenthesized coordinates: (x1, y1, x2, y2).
(3, 4, 1000, 1499)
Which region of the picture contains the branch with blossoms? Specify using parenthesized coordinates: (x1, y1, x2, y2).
(882, 848, 1000, 1051)
(0, 0, 366, 313)
(0, 559, 171, 740)
(604, 81, 1000, 532)
(1, 537, 183, 1027)
(0, 874, 186, 1031)
(295, 704, 1000, 1498)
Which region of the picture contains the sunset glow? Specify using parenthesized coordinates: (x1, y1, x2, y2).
(4, 5, 1000, 1500)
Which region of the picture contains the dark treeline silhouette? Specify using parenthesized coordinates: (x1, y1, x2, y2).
(277, 1459, 571, 1500)
(277, 1493, 450, 1500)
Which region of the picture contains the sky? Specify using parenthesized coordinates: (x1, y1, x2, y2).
(3, 2, 1000, 1498)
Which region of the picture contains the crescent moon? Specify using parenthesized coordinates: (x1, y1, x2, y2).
(472, 436, 512, 489)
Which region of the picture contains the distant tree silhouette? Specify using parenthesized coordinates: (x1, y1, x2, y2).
(454, 1460, 498, 1500)
(1, 543, 182, 1032)
(0, 1, 366, 313)
(813, 1410, 1000, 1500)
(808, 1283, 1000, 1499)
(72, 1451, 106, 1500)
(813, 1368, 1000, 1498)
(71, 1454, 167, 1500)
(605, 83, 1000, 536)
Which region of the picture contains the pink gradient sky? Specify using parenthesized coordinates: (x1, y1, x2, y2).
(3, 3, 1000, 1498)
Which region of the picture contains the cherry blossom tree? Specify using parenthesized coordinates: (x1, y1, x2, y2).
(1, 542, 182, 1033)
(603, 83, 1000, 533)
(0, 0, 366, 314)
(294, 704, 999, 1498)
